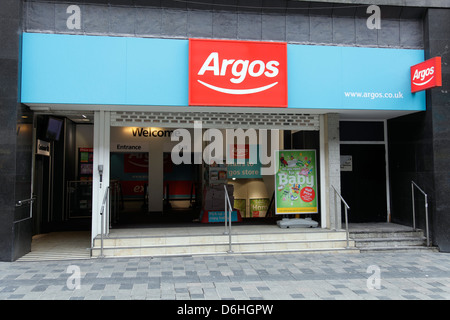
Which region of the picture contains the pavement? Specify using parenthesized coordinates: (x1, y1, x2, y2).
(0, 251, 449, 301)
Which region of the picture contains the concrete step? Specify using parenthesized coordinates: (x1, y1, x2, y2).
(349, 227, 436, 252)
(350, 230, 425, 239)
(354, 237, 426, 248)
(350, 230, 424, 239)
(93, 231, 349, 247)
(358, 246, 439, 252)
(91, 230, 359, 258)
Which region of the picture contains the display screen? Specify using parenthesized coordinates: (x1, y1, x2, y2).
(46, 117, 63, 141)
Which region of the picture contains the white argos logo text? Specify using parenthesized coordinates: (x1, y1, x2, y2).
(197, 52, 280, 95)
(412, 67, 435, 86)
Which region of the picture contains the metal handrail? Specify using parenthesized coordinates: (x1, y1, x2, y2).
(411, 181, 430, 247)
(99, 186, 110, 258)
(14, 197, 36, 224)
(15, 197, 35, 207)
(224, 185, 233, 253)
(331, 185, 350, 249)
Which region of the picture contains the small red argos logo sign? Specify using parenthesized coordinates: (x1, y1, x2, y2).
(411, 57, 442, 93)
(189, 39, 287, 107)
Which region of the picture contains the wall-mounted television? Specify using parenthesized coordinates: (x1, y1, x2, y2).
(45, 117, 63, 141)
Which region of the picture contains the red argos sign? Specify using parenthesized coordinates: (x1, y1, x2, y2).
(411, 57, 442, 93)
(189, 39, 287, 107)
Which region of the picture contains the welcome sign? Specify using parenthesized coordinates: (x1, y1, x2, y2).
(275, 150, 318, 214)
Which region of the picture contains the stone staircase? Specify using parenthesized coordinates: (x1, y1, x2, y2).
(349, 223, 437, 252)
(91, 226, 360, 258)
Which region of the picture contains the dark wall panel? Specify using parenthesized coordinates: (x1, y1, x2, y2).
(388, 8, 450, 252)
(0, 0, 33, 261)
(426, 8, 450, 252)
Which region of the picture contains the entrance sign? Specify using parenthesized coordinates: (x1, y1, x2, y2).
(189, 38, 287, 107)
(275, 150, 318, 214)
(411, 57, 442, 93)
(111, 143, 147, 152)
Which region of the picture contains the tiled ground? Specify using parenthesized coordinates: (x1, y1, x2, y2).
(1, 251, 449, 300)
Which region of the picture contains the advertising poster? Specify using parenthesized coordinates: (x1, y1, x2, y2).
(275, 150, 318, 214)
(110, 152, 148, 199)
(249, 198, 270, 218)
(234, 199, 247, 218)
(78, 148, 93, 180)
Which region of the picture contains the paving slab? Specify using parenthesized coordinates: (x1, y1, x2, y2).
(1, 251, 450, 302)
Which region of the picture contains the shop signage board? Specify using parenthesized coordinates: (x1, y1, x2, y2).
(36, 139, 50, 156)
(189, 38, 288, 107)
(227, 161, 262, 179)
(287, 45, 425, 111)
(275, 150, 318, 214)
(21, 33, 425, 112)
(410, 57, 442, 93)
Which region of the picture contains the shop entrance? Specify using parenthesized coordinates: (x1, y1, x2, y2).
(109, 151, 202, 227)
(18, 114, 94, 261)
(340, 144, 387, 222)
(108, 127, 281, 227)
(106, 111, 323, 231)
(110, 152, 148, 226)
(33, 115, 93, 234)
(339, 121, 388, 223)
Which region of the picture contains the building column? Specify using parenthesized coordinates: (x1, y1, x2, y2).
(91, 111, 110, 246)
(148, 139, 164, 212)
(320, 114, 341, 230)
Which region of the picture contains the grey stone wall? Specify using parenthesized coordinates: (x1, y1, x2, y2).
(24, 0, 424, 49)
(296, 0, 450, 8)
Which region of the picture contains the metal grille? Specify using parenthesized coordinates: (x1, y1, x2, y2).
(111, 111, 319, 130)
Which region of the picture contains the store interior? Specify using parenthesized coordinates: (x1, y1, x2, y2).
(33, 116, 321, 233)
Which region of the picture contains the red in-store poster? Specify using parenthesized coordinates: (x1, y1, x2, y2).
(230, 144, 249, 159)
(124, 153, 148, 173)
